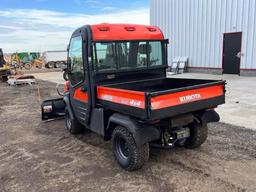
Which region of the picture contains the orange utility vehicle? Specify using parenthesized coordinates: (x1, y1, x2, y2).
(42, 24, 226, 171)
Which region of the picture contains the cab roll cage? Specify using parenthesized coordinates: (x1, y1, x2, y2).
(67, 25, 169, 125)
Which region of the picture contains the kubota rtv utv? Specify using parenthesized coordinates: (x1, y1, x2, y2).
(42, 24, 226, 171)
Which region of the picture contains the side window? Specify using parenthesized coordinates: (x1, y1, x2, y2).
(149, 41, 163, 66)
(68, 36, 84, 85)
(94, 43, 116, 72)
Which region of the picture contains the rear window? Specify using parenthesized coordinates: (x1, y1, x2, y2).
(117, 41, 148, 70)
(93, 41, 165, 73)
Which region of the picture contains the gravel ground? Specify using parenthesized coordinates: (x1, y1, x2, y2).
(0, 80, 256, 192)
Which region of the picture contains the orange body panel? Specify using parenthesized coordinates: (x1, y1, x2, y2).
(97, 85, 223, 110)
(91, 24, 164, 41)
(151, 85, 224, 110)
(74, 87, 88, 103)
(97, 86, 145, 109)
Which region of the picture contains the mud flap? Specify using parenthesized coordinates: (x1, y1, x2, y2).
(41, 98, 66, 120)
(107, 113, 160, 146)
(201, 109, 220, 126)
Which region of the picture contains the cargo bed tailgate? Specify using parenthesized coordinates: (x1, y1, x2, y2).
(149, 81, 225, 120)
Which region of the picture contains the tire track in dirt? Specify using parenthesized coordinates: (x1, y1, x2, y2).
(166, 158, 247, 192)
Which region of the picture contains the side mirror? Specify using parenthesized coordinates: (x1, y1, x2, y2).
(67, 57, 72, 74)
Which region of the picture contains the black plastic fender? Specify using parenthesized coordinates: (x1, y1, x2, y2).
(201, 109, 220, 125)
(107, 113, 160, 146)
(63, 93, 75, 121)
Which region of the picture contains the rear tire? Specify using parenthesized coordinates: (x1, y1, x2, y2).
(54, 62, 61, 68)
(184, 123, 208, 149)
(46, 62, 54, 69)
(111, 126, 149, 171)
(65, 110, 84, 134)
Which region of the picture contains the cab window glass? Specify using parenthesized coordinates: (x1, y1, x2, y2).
(68, 36, 84, 85)
(117, 42, 148, 69)
(93, 43, 116, 72)
(136, 42, 148, 68)
(149, 41, 163, 66)
(93, 41, 165, 73)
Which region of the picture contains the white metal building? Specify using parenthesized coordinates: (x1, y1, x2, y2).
(150, 0, 256, 75)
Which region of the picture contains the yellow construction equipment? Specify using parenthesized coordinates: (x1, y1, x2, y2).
(0, 48, 11, 82)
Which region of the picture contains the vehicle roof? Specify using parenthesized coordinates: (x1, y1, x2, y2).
(90, 23, 164, 41)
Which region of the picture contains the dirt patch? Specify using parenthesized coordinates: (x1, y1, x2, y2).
(0, 80, 255, 192)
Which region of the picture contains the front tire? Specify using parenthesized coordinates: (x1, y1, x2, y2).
(65, 110, 84, 134)
(111, 126, 149, 171)
(184, 122, 208, 149)
(63, 71, 68, 81)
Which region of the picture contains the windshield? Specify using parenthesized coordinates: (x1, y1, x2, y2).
(93, 41, 165, 72)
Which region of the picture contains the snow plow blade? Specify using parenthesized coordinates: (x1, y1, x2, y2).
(41, 98, 65, 120)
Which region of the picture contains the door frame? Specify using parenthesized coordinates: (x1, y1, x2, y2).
(67, 34, 88, 125)
(222, 32, 243, 75)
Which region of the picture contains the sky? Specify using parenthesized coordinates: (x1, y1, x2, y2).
(0, 0, 149, 53)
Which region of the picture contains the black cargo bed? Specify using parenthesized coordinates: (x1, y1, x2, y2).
(98, 78, 226, 120)
(107, 78, 223, 94)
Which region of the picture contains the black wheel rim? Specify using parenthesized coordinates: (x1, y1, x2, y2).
(116, 137, 130, 160)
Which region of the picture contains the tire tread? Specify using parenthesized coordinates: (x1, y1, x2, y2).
(65, 110, 84, 134)
(112, 126, 149, 171)
(184, 123, 208, 149)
